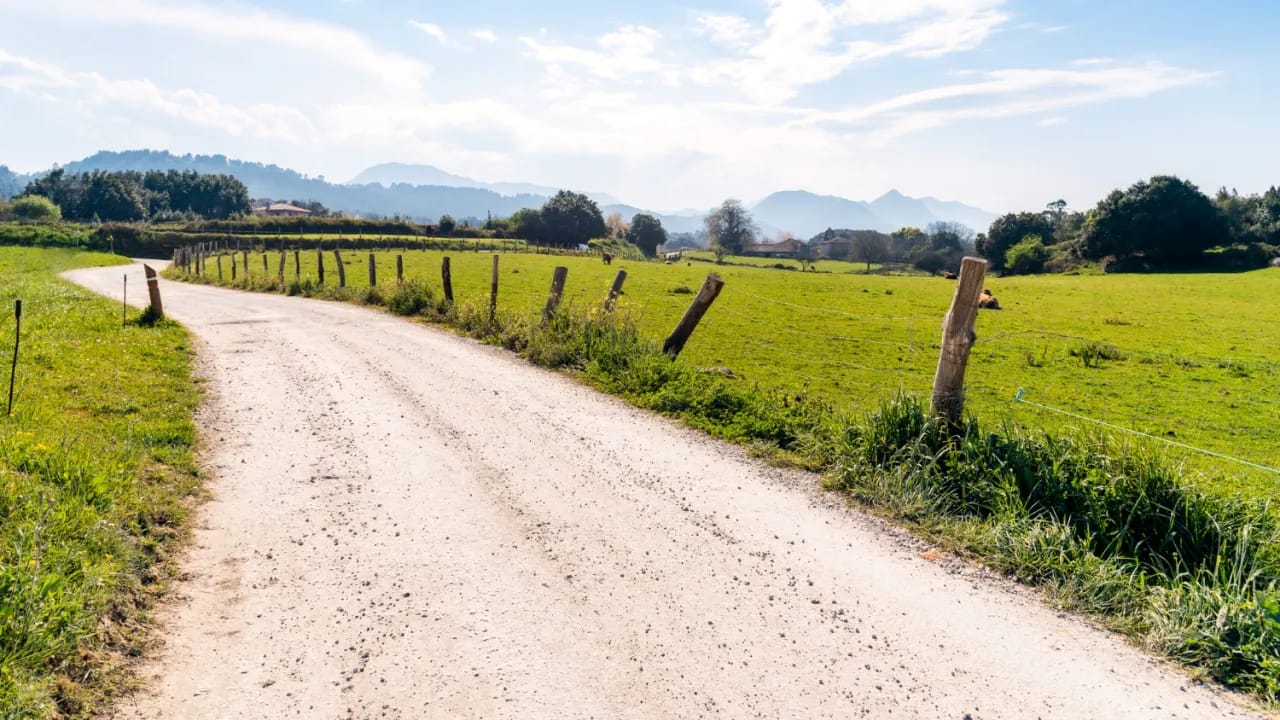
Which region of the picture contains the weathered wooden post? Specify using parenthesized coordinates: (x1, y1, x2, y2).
(489, 254, 499, 320)
(663, 273, 724, 359)
(334, 249, 346, 287)
(604, 270, 627, 311)
(930, 256, 988, 427)
(294, 249, 301, 279)
(278, 249, 286, 280)
(441, 256, 453, 304)
(216, 253, 223, 281)
(231, 253, 237, 280)
(542, 266, 569, 321)
(317, 248, 325, 284)
(368, 253, 377, 286)
(143, 265, 164, 319)
(241, 250, 249, 276)
(396, 255, 404, 284)
(262, 252, 268, 274)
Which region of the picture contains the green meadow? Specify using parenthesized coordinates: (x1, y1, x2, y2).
(0, 248, 199, 718)
(217, 247, 1280, 496)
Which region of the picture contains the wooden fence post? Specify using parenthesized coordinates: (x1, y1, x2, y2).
(231, 253, 237, 280)
(396, 255, 403, 284)
(662, 273, 724, 359)
(262, 252, 268, 274)
(930, 256, 988, 426)
(294, 249, 301, 279)
(241, 250, 249, 276)
(489, 254, 499, 320)
(542, 266, 569, 321)
(604, 270, 627, 311)
(368, 253, 377, 286)
(317, 248, 325, 284)
(143, 265, 164, 319)
(334, 249, 346, 287)
(216, 253, 223, 281)
(442, 257, 453, 303)
(278, 249, 286, 280)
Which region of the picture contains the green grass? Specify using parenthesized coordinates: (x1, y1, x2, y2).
(0, 248, 200, 719)
(198, 248, 1280, 496)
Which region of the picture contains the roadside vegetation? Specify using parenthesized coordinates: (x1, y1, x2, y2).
(0, 248, 199, 718)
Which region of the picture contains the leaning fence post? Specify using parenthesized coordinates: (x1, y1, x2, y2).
(930, 256, 988, 427)
(368, 253, 377, 286)
(396, 254, 404, 284)
(7, 299, 20, 415)
(663, 273, 724, 359)
(442, 256, 453, 304)
(604, 270, 627, 311)
(542, 266, 568, 321)
(143, 264, 164, 319)
(334, 249, 346, 287)
(489, 254, 499, 320)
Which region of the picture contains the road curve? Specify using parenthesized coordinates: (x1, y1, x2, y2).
(66, 262, 1261, 720)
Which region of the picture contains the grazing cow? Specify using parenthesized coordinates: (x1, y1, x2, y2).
(602, 253, 613, 265)
(944, 271, 957, 280)
(978, 288, 1001, 310)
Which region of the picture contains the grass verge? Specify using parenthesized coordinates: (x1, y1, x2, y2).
(1, 248, 200, 719)
(171, 263, 1280, 706)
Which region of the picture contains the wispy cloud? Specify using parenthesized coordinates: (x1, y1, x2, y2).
(1038, 116, 1068, 127)
(521, 25, 678, 84)
(692, 12, 758, 47)
(472, 29, 498, 43)
(409, 20, 447, 43)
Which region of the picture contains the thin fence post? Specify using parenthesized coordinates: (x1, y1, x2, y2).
(663, 273, 724, 359)
(7, 299, 20, 415)
(334, 249, 346, 287)
(143, 265, 164, 319)
(278, 249, 286, 280)
(262, 252, 268, 274)
(489, 254, 499, 320)
(217, 253, 223, 281)
(368, 253, 376, 286)
(294, 249, 301, 279)
(231, 253, 237, 280)
(604, 270, 627, 311)
(241, 250, 249, 277)
(396, 254, 403, 284)
(317, 248, 325, 284)
(930, 256, 988, 427)
(542, 266, 568, 321)
(442, 257, 453, 304)
(122, 275, 127, 326)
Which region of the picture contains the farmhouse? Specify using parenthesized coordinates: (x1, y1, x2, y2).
(254, 202, 312, 218)
(742, 237, 803, 259)
(813, 236, 852, 259)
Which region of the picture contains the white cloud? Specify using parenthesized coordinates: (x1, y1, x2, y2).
(473, 29, 498, 43)
(2, 0, 431, 93)
(409, 20, 448, 43)
(693, 12, 758, 47)
(522, 25, 678, 84)
(1038, 116, 1068, 127)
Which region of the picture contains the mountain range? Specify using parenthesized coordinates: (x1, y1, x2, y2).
(1, 151, 998, 238)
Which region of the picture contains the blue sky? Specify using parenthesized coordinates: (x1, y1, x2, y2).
(1, 0, 1277, 214)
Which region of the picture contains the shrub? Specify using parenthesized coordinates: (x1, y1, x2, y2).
(10, 196, 62, 222)
(386, 280, 436, 316)
(1069, 341, 1125, 367)
(1004, 234, 1050, 275)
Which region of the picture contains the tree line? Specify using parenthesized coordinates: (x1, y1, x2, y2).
(19, 169, 252, 222)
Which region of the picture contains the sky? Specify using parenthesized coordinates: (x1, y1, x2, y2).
(1, 0, 1277, 215)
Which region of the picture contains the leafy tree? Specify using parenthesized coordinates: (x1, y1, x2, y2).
(438, 214, 457, 235)
(605, 212, 628, 240)
(912, 251, 949, 276)
(978, 212, 1055, 273)
(924, 221, 974, 253)
(1044, 198, 1068, 224)
(10, 195, 61, 222)
(889, 227, 926, 261)
(509, 208, 545, 243)
(83, 172, 146, 222)
(849, 232, 890, 270)
(1082, 175, 1229, 267)
(1004, 234, 1050, 275)
(704, 199, 757, 256)
(626, 213, 667, 258)
(1247, 186, 1280, 244)
(537, 190, 606, 247)
(1215, 187, 1261, 244)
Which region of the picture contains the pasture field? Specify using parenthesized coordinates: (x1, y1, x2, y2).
(0, 248, 199, 717)
(219, 248, 1280, 497)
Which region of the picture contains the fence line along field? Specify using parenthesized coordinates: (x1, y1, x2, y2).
(195, 246, 1280, 497)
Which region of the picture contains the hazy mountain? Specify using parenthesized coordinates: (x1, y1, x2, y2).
(17, 150, 998, 235)
(0, 166, 29, 198)
(351, 162, 620, 206)
(754, 189, 997, 237)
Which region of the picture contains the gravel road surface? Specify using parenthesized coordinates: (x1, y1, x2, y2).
(66, 262, 1263, 720)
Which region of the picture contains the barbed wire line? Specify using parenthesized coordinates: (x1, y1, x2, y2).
(724, 287, 936, 323)
(1009, 388, 1280, 475)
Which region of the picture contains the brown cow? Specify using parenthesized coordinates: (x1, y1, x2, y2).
(978, 288, 1001, 310)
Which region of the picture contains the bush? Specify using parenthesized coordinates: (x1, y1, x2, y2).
(10, 196, 61, 222)
(1004, 234, 1050, 275)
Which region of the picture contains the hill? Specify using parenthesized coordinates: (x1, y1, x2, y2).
(752, 189, 996, 237)
(0, 165, 29, 199)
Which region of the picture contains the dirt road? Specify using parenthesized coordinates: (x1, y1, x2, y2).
(66, 262, 1260, 719)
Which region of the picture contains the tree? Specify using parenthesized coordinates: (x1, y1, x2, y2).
(82, 172, 146, 222)
(913, 251, 949, 276)
(889, 227, 926, 261)
(793, 236, 819, 271)
(605, 212, 628, 240)
(977, 212, 1055, 273)
(10, 195, 61, 222)
(1082, 175, 1230, 267)
(849, 232, 890, 271)
(438, 214, 457, 235)
(626, 213, 667, 258)
(1044, 199, 1068, 224)
(1004, 234, 1050, 275)
(537, 190, 607, 247)
(704, 199, 757, 256)
(509, 208, 545, 244)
